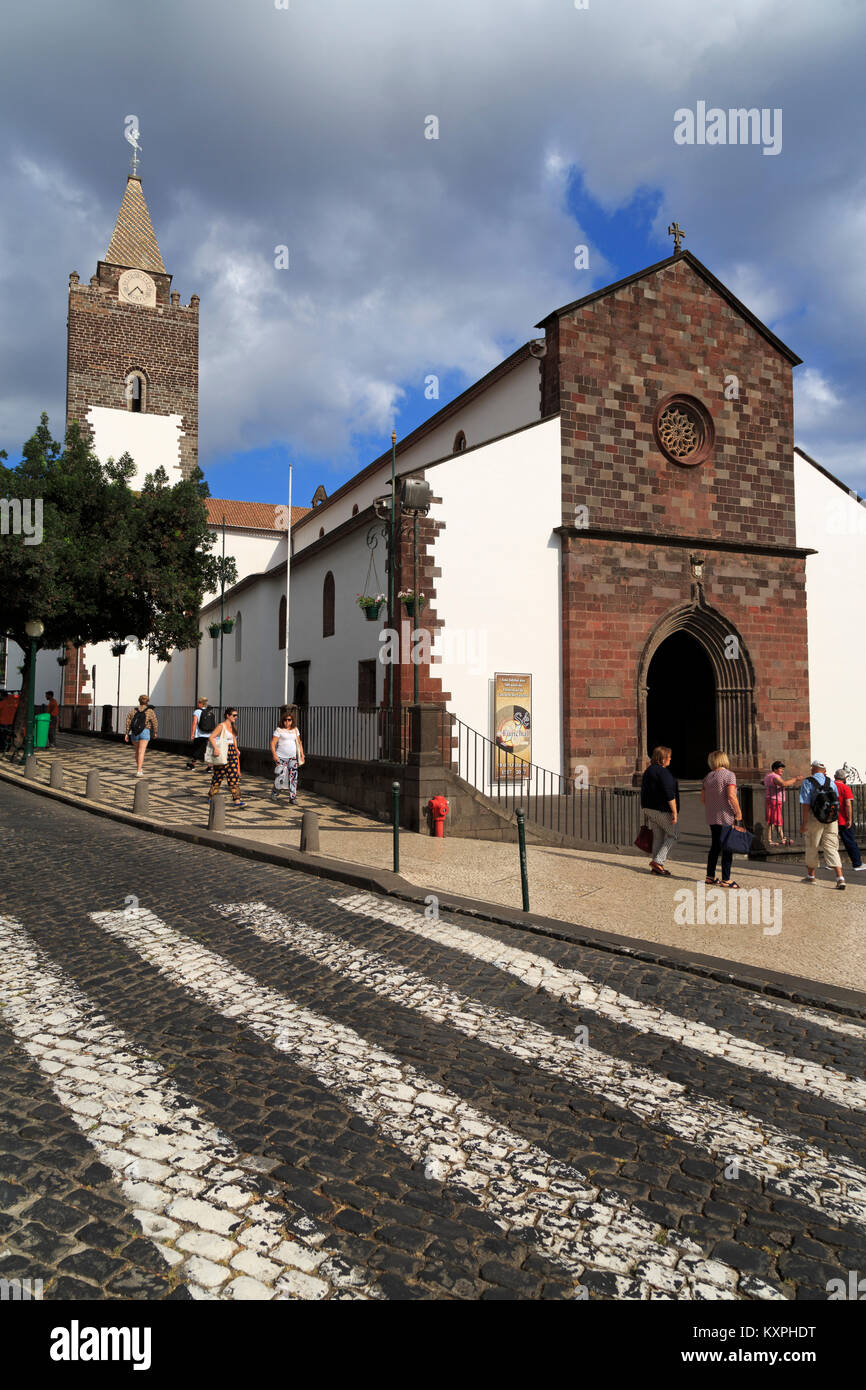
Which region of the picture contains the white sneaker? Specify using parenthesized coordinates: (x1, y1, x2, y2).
(802, 875, 816, 883)
(136, 770, 144, 777)
(836, 879, 847, 890)
(854, 865, 866, 871)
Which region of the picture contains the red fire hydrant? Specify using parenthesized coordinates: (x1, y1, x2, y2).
(427, 795, 450, 838)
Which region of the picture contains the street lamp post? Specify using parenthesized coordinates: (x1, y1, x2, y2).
(22, 618, 44, 760)
(219, 514, 226, 712)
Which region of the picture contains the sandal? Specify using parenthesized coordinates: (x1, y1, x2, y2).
(649, 862, 671, 876)
(705, 877, 721, 885)
(720, 880, 740, 889)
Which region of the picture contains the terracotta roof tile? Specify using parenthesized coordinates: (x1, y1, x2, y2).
(104, 177, 166, 273)
(205, 498, 310, 531)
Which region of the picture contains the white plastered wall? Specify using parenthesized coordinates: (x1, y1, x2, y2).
(794, 450, 866, 776)
(87, 406, 184, 488)
(429, 416, 563, 784)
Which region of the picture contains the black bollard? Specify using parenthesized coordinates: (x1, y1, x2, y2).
(300, 810, 320, 852)
(516, 808, 530, 911)
(392, 781, 400, 874)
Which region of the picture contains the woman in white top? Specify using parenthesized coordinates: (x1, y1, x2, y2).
(207, 707, 244, 807)
(270, 708, 305, 803)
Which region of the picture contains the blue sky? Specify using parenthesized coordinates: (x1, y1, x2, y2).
(1, 0, 863, 506)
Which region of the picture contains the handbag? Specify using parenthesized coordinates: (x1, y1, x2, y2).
(720, 823, 754, 854)
(634, 823, 654, 854)
(204, 727, 229, 767)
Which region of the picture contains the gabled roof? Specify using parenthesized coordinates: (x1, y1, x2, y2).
(104, 176, 166, 274)
(536, 249, 802, 366)
(794, 447, 864, 504)
(205, 498, 310, 531)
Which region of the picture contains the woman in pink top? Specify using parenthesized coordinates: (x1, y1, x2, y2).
(701, 750, 744, 888)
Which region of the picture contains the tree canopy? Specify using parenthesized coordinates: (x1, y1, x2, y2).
(0, 415, 236, 662)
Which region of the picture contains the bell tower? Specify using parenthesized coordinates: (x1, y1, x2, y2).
(66, 168, 199, 485)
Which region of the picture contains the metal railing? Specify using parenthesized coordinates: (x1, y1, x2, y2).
(441, 712, 640, 847)
(58, 702, 414, 763)
(753, 783, 865, 841)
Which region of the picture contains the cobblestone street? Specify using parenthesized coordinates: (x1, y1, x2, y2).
(1, 780, 865, 1302)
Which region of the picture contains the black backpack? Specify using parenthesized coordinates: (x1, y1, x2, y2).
(198, 705, 216, 734)
(807, 776, 839, 825)
(129, 708, 148, 737)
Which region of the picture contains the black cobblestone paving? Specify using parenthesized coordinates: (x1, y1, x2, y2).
(1, 780, 865, 1301)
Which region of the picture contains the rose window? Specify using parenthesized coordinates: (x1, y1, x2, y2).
(653, 395, 714, 467)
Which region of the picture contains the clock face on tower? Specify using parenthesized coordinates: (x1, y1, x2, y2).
(118, 269, 156, 307)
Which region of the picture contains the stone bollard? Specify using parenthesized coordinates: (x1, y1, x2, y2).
(86, 770, 101, 801)
(24, 754, 37, 780)
(50, 762, 65, 790)
(133, 781, 150, 816)
(208, 795, 225, 832)
(300, 810, 320, 853)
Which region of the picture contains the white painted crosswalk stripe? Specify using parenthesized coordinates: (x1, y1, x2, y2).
(751, 995, 866, 1041)
(332, 894, 866, 1112)
(216, 900, 866, 1230)
(92, 905, 784, 1299)
(0, 914, 379, 1302)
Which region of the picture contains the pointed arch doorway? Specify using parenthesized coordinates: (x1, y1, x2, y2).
(638, 601, 757, 780)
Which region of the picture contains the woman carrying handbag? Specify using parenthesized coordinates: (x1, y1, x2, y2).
(206, 707, 245, 808)
(701, 749, 750, 888)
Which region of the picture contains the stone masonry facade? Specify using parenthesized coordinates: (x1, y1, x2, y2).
(66, 266, 199, 480)
(543, 253, 811, 785)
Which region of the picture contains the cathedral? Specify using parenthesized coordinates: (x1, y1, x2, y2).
(17, 166, 866, 788)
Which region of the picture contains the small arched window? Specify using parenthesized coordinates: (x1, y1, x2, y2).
(318, 526, 325, 538)
(453, 429, 467, 453)
(125, 371, 146, 414)
(323, 571, 335, 638)
(234, 611, 242, 662)
(352, 503, 359, 516)
(278, 594, 287, 650)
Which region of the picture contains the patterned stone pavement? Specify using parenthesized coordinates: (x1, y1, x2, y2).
(1, 779, 865, 1301)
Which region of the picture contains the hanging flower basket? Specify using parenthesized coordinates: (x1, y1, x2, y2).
(208, 622, 222, 638)
(111, 643, 128, 657)
(221, 617, 235, 634)
(57, 657, 69, 667)
(357, 593, 385, 621)
(398, 589, 426, 617)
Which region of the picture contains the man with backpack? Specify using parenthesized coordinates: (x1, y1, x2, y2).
(187, 697, 215, 769)
(124, 695, 158, 777)
(800, 760, 846, 889)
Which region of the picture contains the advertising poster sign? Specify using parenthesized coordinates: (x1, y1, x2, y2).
(493, 673, 532, 781)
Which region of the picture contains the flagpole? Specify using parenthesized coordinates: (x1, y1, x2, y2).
(283, 465, 293, 704)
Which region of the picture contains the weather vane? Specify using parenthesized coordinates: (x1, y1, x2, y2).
(124, 115, 142, 178)
(668, 221, 685, 253)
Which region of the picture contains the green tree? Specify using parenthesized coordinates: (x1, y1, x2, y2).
(0, 416, 236, 743)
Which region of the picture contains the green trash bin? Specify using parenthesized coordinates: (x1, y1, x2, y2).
(34, 712, 51, 749)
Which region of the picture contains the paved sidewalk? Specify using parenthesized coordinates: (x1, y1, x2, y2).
(3, 734, 864, 995)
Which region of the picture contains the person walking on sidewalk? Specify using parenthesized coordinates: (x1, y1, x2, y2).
(45, 691, 59, 748)
(640, 746, 680, 876)
(800, 760, 845, 889)
(124, 696, 158, 776)
(834, 767, 864, 872)
(207, 707, 244, 808)
(186, 697, 215, 769)
(701, 750, 745, 888)
(269, 708, 305, 804)
(0, 690, 19, 753)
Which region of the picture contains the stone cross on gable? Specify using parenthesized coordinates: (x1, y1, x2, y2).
(668, 221, 685, 253)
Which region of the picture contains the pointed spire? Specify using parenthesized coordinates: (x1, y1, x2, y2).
(104, 177, 166, 274)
